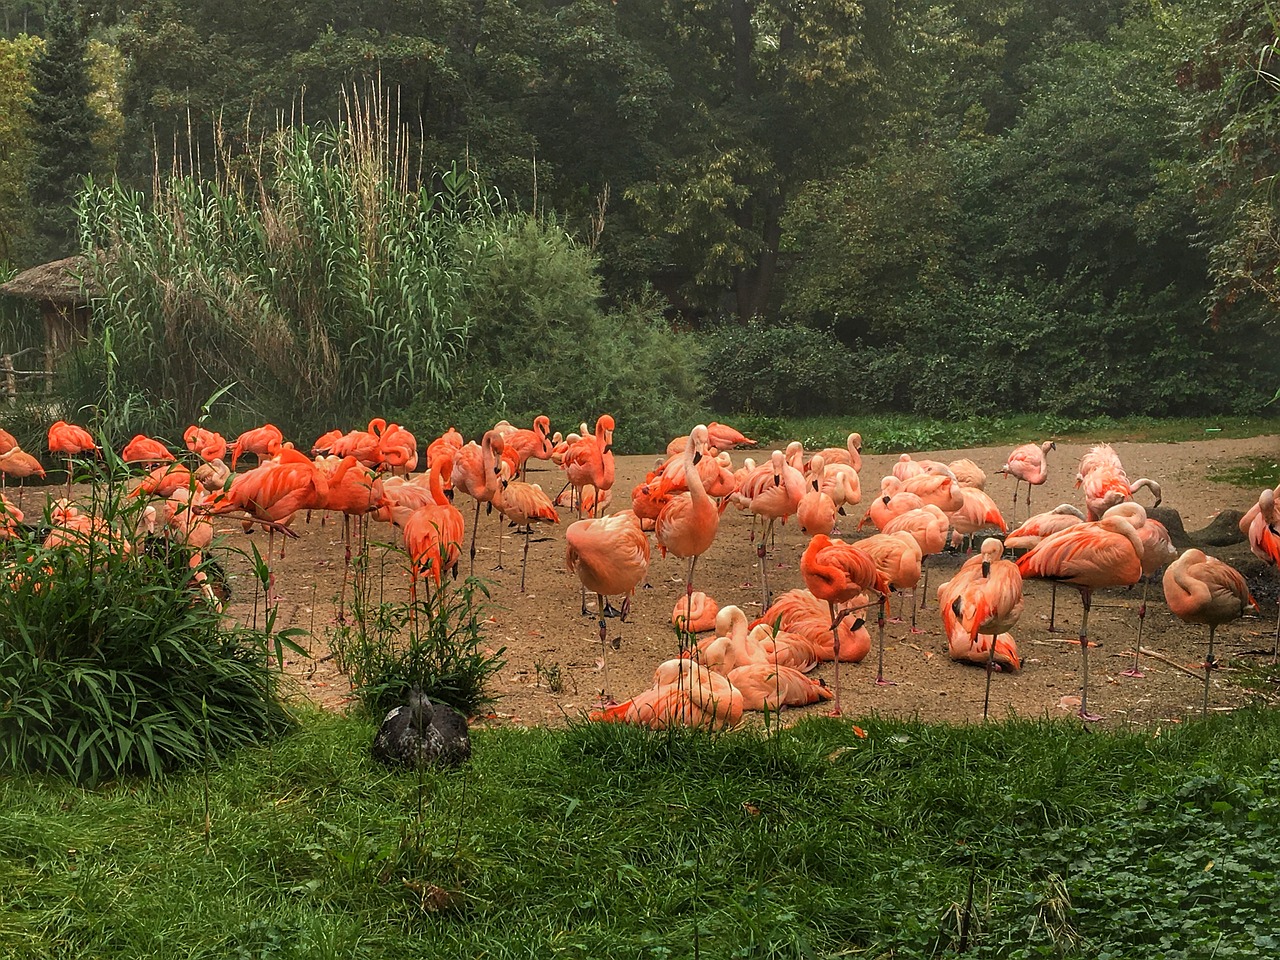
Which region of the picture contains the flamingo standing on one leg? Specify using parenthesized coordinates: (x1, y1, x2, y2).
(1016, 513, 1144, 722)
(1163, 548, 1258, 716)
(184, 425, 228, 463)
(0, 447, 46, 507)
(1004, 503, 1087, 632)
(999, 440, 1055, 518)
(451, 429, 505, 575)
(496, 476, 560, 592)
(563, 415, 616, 517)
(566, 510, 651, 701)
(1102, 503, 1177, 679)
(656, 425, 721, 654)
(48, 420, 98, 497)
(800, 533, 889, 714)
(1245, 488, 1280, 661)
(392, 460, 465, 614)
(729, 449, 804, 609)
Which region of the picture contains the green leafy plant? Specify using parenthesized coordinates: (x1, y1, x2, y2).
(329, 545, 505, 718)
(0, 463, 291, 784)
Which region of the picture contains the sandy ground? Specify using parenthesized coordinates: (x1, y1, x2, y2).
(159, 433, 1279, 731)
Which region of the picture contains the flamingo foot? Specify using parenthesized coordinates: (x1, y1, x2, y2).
(1077, 708, 1103, 723)
(594, 693, 618, 710)
(826, 705, 843, 717)
(1120, 667, 1144, 679)
(909, 627, 926, 636)
(874, 677, 896, 687)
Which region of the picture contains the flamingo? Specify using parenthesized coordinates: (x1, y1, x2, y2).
(47, 420, 98, 496)
(882, 504, 949, 617)
(856, 531, 924, 629)
(183, 425, 228, 463)
(946, 486, 1007, 551)
(754, 589, 870, 665)
(937, 538, 1024, 718)
(0, 428, 16, 456)
(229, 424, 283, 469)
(671, 591, 719, 634)
(376, 423, 419, 475)
(0, 447, 46, 506)
(1016, 513, 1144, 721)
(1163, 548, 1258, 715)
(812, 432, 863, 473)
(729, 449, 804, 608)
(948, 458, 986, 489)
(503, 416, 554, 479)
(121, 435, 175, 469)
(496, 476, 560, 592)
(665, 421, 756, 456)
(590, 658, 743, 730)
(1075, 443, 1161, 520)
(1101, 503, 1177, 679)
(426, 427, 464, 495)
(393, 458, 465, 611)
(0, 492, 22, 538)
(656, 425, 721, 646)
(800, 533, 890, 713)
(1000, 440, 1055, 516)
(797, 453, 837, 536)
(563, 414, 616, 517)
(566, 510, 651, 700)
(1247, 488, 1280, 661)
(1004, 502, 1087, 631)
(319, 456, 389, 620)
(451, 429, 505, 575)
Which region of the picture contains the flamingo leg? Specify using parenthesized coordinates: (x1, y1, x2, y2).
(828, 600, 843, 717)
(1078, 588, 1101, 722)
(1203, 623, 1218, 717)
(469, 498, 481, 575)
(1271, 596, 1279, 665)
(597, 598, 613, 704)
(982, 633, 998, 721)
(1122, 577, 1151, 678)
(266, 528, 277, 602)
(520, 526, 531, 593)
(919, 557, 929, 610)
(874, 594, 894, 686)
(757, 538, 770, 611)
(1048, 582, 1060, 632)
(495, 509, 504, 570)
(337, 513, 352, 623)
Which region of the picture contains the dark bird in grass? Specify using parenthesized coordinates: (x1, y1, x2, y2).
(371, 689, 471, 769)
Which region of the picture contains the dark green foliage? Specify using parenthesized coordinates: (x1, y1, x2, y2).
(329, 556, 504, 719)
(24, 0, 97, 261)
(700, 320, 846, 416)
(0, 471, 290, 785)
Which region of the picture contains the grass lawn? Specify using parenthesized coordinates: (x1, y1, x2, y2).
(3, 707, 1280, 959)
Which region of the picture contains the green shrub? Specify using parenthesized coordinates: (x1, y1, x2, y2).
(0, 471, 291, 784)
(701, 320, 847, 416)
(328, 551, 505, 718)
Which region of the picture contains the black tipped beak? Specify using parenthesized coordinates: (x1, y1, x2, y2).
(693, 451, 702, 464)
(982, 561, 991, 578)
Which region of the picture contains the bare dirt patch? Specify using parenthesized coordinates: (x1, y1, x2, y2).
(210, 434, 1280, 729)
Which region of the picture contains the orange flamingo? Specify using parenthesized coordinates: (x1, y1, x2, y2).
(883, 503, 949, 617)
(1163, 548, 1258, 715)
(230, 424, 283, 469)
(129, 463, 195, 499)
(563, 415, 616, 517)
(937, 538, 1024, 717)
(376, 423, 419, 475)
(426, 427, 464, 495)
(1247, 488, 1280, 661)
(320, 456, 388, 619)
(1000, 440, 1055, 516)
(1074, 443, 1161, 520)
(0, 428, 16, 456)
(672, 591, 719, 634)
(121, 434, 176, 468)
(729, 449, 805, 607)
(726, 661, 834, 711)
(812, 432, 863, 473)
(947, 486, 1007, 550)
(0, 447, 45, 506)
(665, 421, 756, 456)
(1004, 502, 1087, 630)
(0, 492, 22, 538)
(183, 425, 228, 463)
(503, 416, 554, 479)
(948, 458, 986, 489)
(451, 429, 505, 575)
(800, 533, 890, 713)
(591, 658, 743, 730)
(753, 588, 870, 665)
(48, 420, 98, 496)
(393, 459, 465, 609)
(1016, 513, 1144, 721)
(566, 510, 651, 699)
(857, 531, 924, 631)
(496, 476, 559, 592)
(656, 425, 721, 645)
(203, 447, 325, 597)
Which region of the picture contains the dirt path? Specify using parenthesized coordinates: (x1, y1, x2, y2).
(216, 434, 1280, 729)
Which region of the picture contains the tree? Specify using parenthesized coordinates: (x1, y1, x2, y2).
(24, 0, 97, 261)
(0, 33, 39, 264)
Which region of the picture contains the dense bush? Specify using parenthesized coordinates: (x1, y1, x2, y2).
(700, 320, 847, 416)
(0, 475, 291, 784)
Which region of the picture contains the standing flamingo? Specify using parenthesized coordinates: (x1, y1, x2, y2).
(48, 420, 98, 496)
(563, 415, 616, 517)
(496, 477, 560, 592)
(1163, 548, 1258, 715)
(1246, 488, 1280, 660)
(800, 533, 889, 714)
(729, 449, 805, 608)
(451, 429, 505, 575)
(656, 425, 721, 648)
(1100, 503, 1177, 678)
(503, 416, 554, 479)
(393, 459, 465, 611)
(566, 510, 651, 700)
(184, 425, 228, 463)
(0, 447, 46, 506)
(1000, 440, 1055, 517)
(229, 424, 284, 469)
(1016, 513, 1144, 721)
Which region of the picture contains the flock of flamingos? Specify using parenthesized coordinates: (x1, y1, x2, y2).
(0, 414, 1277, 728)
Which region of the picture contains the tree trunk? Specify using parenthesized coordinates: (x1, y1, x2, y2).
(733, 192, 784, 323)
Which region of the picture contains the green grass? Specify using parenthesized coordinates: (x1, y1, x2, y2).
(1208, 455, 1280, 490)
(724, 413, 1280, 455)
(4, 708, 1280, 958)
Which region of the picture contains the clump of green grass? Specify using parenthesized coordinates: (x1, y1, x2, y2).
(1208, 456, 1280, 489)
(0, 459, 292, 784)
(4, 709, 1280, 958)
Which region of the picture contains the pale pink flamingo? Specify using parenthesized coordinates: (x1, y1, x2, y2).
(563, 415, 616, 517)
(496, 476, 559, 592)
(1164, 548, 1258, 715)
(1000, 440, 1054, 516)
(1102, 503, 1177, 678)
(1016, 513, 1144, 721)
(656, 425, 721, 644)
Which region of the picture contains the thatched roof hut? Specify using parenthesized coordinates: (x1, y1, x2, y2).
(0, 255, 100, 381)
